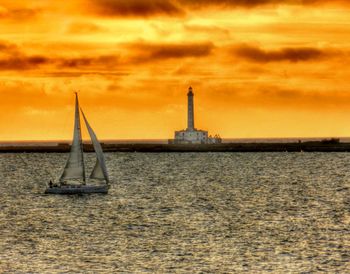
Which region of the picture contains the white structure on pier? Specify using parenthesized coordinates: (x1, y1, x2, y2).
(170, 87, 221, 144)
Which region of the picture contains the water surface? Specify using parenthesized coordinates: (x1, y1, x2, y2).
(0, 153, 349, 273)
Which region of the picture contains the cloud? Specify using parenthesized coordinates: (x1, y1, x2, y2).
(36, 71, 128, 78)
(0, 6, 39, 20)
(184, 23, 231, 38)
(0, 40, 121, 71)
(179, 0, 279, 8)
(179, 0, 350, 8)
(0, 55, 49, 70)
(203, 82, 350, 111)
(0, 54, 121, 71)
(232, 45, 327, 63)
(84, 0, 350, 18)
(85, 0, 183, 17)
(57, 55, 120, 69)
(66, 22, 107, 34)
(0, 41, 18, 54)
(128, 42, 215, 62)
(254, 87, 350, 109)
(1, 0, 349, 23)
(0, 41, 214, 72)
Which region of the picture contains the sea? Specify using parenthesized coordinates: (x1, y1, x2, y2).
(0, 152, 349, 273)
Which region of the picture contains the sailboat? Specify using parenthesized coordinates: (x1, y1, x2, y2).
(45, 93, 110, 194)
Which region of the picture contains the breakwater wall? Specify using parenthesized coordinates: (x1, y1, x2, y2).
(1, 141, 350, 153)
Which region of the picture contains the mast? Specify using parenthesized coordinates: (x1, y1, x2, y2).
(76, 93, 86, 184)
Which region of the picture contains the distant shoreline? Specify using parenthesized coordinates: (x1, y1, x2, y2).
(1, 141, 350, 153)
(2, 137, 350, 146)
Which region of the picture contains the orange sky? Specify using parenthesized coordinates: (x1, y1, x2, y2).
(1, 0, 350, 140)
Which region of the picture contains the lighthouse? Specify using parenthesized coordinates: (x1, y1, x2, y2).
(170, 86, 221, 144)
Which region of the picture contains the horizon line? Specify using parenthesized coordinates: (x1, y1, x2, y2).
(0, 136, 347, 143)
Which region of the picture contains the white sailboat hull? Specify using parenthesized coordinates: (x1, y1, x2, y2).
(45, 184, 109, 194)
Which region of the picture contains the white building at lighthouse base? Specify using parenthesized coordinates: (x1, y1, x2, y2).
(174, 129, 208, 144)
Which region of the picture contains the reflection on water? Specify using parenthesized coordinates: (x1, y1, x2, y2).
(0, 152, 349, 273)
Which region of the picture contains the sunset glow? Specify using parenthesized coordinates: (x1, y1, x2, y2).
(1, 0, 350, 140)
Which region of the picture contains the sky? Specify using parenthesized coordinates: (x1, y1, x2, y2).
(1, 0, 350, 140)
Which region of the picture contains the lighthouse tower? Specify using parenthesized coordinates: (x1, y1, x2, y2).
(187, 87, 195, 131)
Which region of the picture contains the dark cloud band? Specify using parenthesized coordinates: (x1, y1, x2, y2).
(0, 41, 214, 71)
(84, 0, 350, 18)
(129, 42, 215, 62)
(86, 0, 183, 17)
(233, 45, 327, 63)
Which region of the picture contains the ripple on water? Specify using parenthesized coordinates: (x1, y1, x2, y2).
(0, 152, 349, 273)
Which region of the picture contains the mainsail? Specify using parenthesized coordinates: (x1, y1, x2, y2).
(81, 110, 110, 184)
(59, 93, 85, 182)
